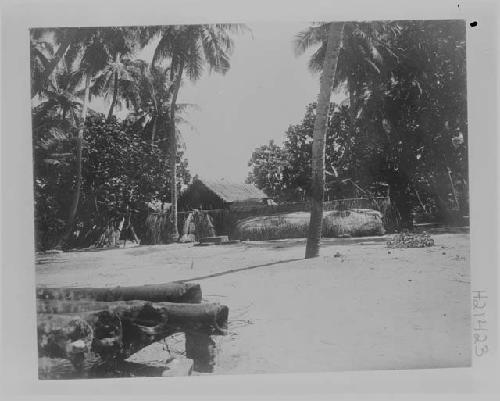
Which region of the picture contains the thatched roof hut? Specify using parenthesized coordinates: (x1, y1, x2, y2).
(179, 177, 270, 211)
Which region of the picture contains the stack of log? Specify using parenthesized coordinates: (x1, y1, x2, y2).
(36, 282, 228, 378)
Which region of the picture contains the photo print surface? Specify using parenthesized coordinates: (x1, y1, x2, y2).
(31, 20, 470, 379)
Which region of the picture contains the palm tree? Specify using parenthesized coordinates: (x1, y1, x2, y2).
(30, 28, 96, 99)
(33, 69, 82, 127)
(91, 27, 143, 121)
(295, 22, 345, 259)
(56, 31, 115, 246)
(129, 62, 194, 147)
(295, 22, 398, 125)
(144, 24, 246, 240)
(127, 62, 173, 148)
(30, 37, 54, 98)
(42, 27, 141, 246)
(32, 69, 84, 175)
(92, 56, 144, 121)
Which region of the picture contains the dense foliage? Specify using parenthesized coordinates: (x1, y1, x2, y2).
(31, 24, 243, 249)
(248, 20, 468, 228)
(33, 115, 190, 250)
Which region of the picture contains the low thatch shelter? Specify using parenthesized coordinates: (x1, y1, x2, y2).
(232, 209, 386, 241)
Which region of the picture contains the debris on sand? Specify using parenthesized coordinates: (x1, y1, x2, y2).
(386, 232, 434, 248)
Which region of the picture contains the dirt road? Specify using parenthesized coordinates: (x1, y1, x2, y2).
(36, 233, 471, 374)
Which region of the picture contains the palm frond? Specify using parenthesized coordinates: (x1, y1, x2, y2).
(308, 44, 326, 73)
(294, 24, 328, 56)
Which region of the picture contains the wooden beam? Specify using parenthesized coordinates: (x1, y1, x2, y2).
(36, 282, 202, 303)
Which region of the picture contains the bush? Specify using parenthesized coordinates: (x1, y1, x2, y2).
(33, 115, 191, 250)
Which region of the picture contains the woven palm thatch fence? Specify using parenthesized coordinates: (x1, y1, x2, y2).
(179, 210, 216, 242)
(142, 212, 173, 244)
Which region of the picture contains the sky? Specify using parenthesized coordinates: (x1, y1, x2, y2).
(93, 22, 346, 182)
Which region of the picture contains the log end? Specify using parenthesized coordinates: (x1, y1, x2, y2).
(214, 305, 229, 334)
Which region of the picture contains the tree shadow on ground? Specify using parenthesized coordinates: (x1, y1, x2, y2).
(176, 258, 304, 283)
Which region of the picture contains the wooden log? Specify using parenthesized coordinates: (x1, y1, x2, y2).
(37, 300, 228, 334)
(36, 282, 202, 303)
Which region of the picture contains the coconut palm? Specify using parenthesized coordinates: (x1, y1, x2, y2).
(56, 32, 115, 246)
(295, 22, 399, 122)
(295, 22, 345, 259)
(47, 27, 141, 246)
(90, 27, 143, 121)
(144, 24, 246, 240)
(92, 57, 145, 121)
(126, 61, 173, 148)
(33, 69, 82, 126)
(32, 69, 84, 177)
(30, 28, 96, 99)
(30, 37, 54, 98)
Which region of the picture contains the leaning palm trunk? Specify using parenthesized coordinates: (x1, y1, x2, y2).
(150, 116, 157, 148)
(58, 74, 91, 247)
(168, 59, 185, 241)
(107, 52, 120, 121)
(305, 22, 344, 259)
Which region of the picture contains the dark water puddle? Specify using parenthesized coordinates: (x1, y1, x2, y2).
(39, 331, 219, 379)
(185, 332, 217, 373)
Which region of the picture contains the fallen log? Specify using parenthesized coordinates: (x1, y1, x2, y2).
(37, 300, 228, 334)
(37, 300, 228, 364)
(36, 282, 202, 303)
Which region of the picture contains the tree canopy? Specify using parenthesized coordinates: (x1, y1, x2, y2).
(248, 20, 468, 228)
(30, 24, 244, 249)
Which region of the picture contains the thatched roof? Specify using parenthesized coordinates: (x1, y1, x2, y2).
(196, 178, 268, 203)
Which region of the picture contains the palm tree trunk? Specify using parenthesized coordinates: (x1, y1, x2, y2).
(58, 74, 91, 248)
(151, 116, 157, 148)
(305, 22, 344, 259)
(107, 52, 121, 121)
(388, 173, 413, 230)
(447, 166, 460, 210)
(168, 59, 185, 241)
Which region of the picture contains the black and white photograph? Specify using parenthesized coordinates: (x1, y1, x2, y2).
(29, 18, 473, 379)
(2, 1, 499, 397)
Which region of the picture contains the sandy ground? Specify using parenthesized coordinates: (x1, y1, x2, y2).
(36, 233, 471, 375)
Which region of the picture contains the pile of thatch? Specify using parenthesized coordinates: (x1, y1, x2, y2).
(386, 232, 434, 248)
(232, 209, 385, 241)
(179, 210, 216, 242)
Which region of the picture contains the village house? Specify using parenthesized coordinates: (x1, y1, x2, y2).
(179, 177, 272, 212)
(178, 177, 273, 236)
